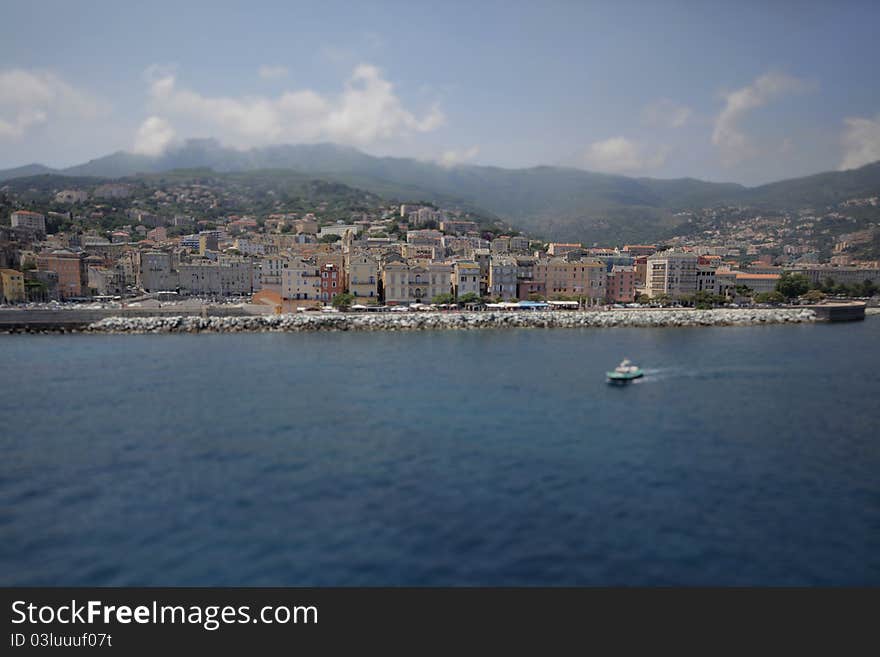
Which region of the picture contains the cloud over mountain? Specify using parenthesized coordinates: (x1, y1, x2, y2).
(582, 137, 667, 174)
(839, 114, 880, 171)
(141, 63, 444, 152)
(712, 72, 810, 164)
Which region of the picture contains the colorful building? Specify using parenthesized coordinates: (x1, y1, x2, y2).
(606, 265, 636, 302)
(0, 268, 26, 303)
(319, 263, 342, 302)
(37, 249, 83, 299)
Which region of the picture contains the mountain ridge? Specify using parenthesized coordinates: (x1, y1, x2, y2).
(2, 141, 878, 243)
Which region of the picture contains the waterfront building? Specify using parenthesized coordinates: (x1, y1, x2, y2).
(346, 251, 379, 300)
(177, 257, 253, 296)
(380, 260, 452, 304)
(634, 256, 648, 285)
(87, 266, 125, 296)
(260, 255, 289, 291)
(645, 250, 698, 299)
(714, 270, 738, 298)
(789, 265, 880, 286)
(426, 262, 454, 300)
(734, 272, 780, 294)
(517, 280, 546, 300)
(696, 266, 717, 293)
(473, 249, 491, 294)
(281, 258, 321, 300)
(137, 251, 176, 292)
(319, 263, 342, 302)
(488, 256, 519, 299)
(0, 268, 26, 303)
(25, 269, 59, 301)
(606, 266, 636, 302)
(534, 258, 607, 300)
(381, 259, 410, 304)
(37, 249, 82, 299)
(453, 261, 481, 299)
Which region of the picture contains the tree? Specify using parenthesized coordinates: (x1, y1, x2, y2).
(636, 293, 651, 304)
(734, 284, 753, 298)
(692, 290, 725, 309)
(458, 292, 480, 305)
(331, 292, 355, 310)
(801, 289, 826, 303)
(775, 272, 811, 299)
(319, 234, 341, 243)
(754, 291, 786, 304)
(432, 293, 455, 305)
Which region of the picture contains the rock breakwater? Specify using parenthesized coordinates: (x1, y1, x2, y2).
(81, 308, 817, 334)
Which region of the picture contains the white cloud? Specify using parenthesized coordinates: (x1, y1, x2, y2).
(642, 98, 692, 128)
(258, 65, 288, 80)
(839, 114, 880, 170)
(438, 145, 480, 167)
(145, 63, 444, 148)
(712, 71, 809, 164)
(133, 116, 176, 155)
(0, 69, 103, 140)
(582, 137, 666, 173)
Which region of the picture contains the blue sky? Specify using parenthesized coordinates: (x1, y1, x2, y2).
(1, 0, 879, 184)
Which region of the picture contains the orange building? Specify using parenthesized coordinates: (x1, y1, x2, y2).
(37, 249, 83, 299)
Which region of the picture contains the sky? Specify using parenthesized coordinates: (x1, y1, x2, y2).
(1, 0, 879, 184)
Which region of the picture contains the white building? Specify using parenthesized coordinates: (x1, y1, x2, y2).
(137, 251, 176, 292)
(453, 261, 481, 299)
(10, 210, 46, 233)
(488, 256, 518, 299)
(281, 258, 322, 300)
(646, 250, 698, 298)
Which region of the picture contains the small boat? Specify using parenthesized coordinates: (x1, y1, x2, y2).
(607, 359, 643, 383)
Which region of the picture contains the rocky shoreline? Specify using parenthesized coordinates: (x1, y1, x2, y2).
(69, 308, 821, 334)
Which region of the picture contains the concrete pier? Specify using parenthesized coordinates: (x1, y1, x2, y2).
(803, 302, 866, 322)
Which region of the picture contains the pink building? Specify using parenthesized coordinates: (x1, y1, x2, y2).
(606, 266, 636, 302)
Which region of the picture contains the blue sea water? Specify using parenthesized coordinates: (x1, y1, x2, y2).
(1, 320, 879, 586)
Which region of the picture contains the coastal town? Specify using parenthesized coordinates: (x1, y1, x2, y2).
(1, 178, 879, 313)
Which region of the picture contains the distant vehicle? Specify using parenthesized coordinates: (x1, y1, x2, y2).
(606, 359, 644, 384)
